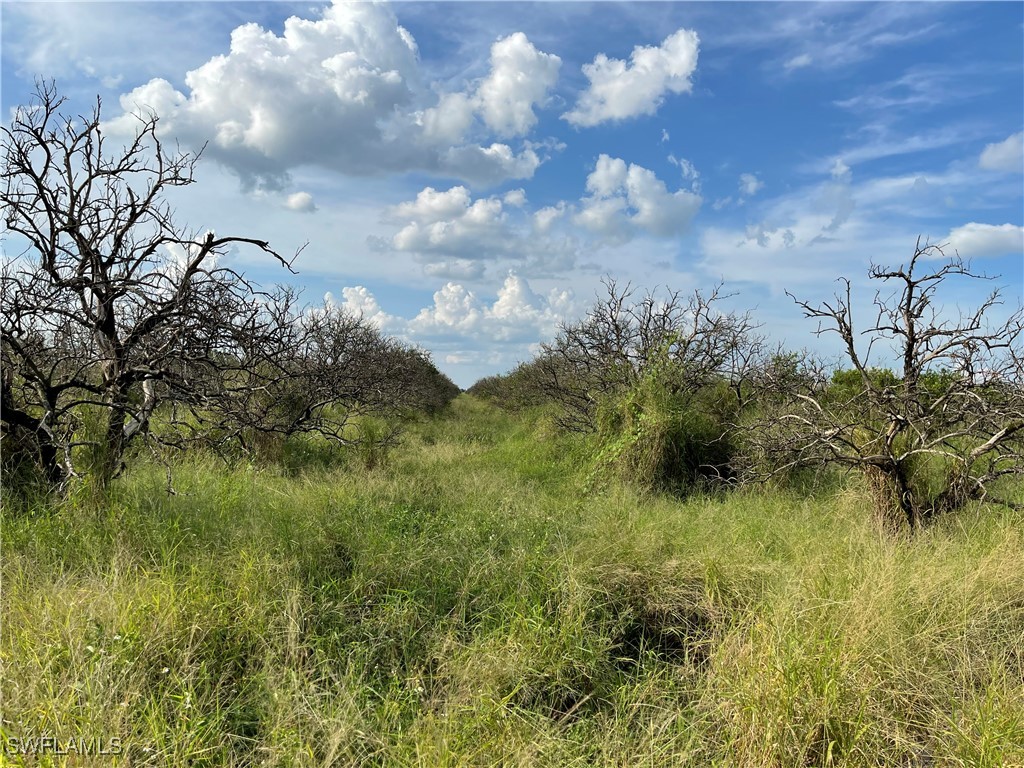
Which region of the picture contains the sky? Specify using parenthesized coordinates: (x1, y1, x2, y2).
(2, 1, 1022, 388)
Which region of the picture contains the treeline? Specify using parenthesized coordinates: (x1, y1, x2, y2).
(2, 82, 1021, 535)
(470, 251, 1024, 533)
(1, 284, 459, 491)
(0, 82, 458, 496)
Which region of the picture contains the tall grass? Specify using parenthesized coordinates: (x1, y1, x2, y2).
(2, 395, 1021, 766)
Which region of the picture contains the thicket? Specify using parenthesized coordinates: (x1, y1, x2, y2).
(474, 251, 1024, 531)
(1, 82, 458, 498)
(2, 80, 1021, 532)
(475, 281, 765, 494)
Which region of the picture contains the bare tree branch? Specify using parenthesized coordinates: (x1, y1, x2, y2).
(749, 239, 1024, 531)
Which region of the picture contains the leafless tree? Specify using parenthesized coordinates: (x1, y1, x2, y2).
(535, 278, 764, 432)
(748, 240, 1024, 530)
(0, 81, 303, 489)
(198, 298, 460, 453)
(2, 83, 461, 491)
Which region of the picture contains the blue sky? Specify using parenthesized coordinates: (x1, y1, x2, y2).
(3, 1, 1022, 387)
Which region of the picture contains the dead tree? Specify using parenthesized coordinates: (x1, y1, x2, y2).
(200, 298, 459, 454)
(750, 239, 1024, 530)
(1, 81, 297, 489)
(536, 278, 763, 432)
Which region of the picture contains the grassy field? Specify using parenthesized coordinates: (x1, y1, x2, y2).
(2, 395, 1022, 766)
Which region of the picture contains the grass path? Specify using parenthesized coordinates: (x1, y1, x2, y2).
(2, 396, 1022, 766)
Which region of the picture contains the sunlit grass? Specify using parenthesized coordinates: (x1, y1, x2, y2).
(2, 395, 1022, 766)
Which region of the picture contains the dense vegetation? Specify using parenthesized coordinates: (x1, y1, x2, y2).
(2, 81, 1023, 766)
(2, 397, 1022, 766)
(1, 82, 461, 495)
(470, 252, 1024, 530)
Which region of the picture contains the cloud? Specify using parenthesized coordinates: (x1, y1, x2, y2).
(381, 156, 701, 279)
(738, 173, 764, 197)
(424, 260, 487, 280)
(833, 65, 995, 115)
(325, 286, 397, 331)
(585, 154, 628, 197)
(533, 203, 568, 233)
(697, 151, 1024, 299)
(625, 164, 702, 236)
(563, 28, 699, 127)
(392, 186, 474, 222)
(387, 186, 512, 259)
(2, 2, 227, 89)
(503, 188, 527, 207)
(381, 185, 579, 275)
(323, 274, 579, 380)
(107, 2, 558, 190)
(575, 195, 630, 241)
(409, 282, 484, 337)
(439, 143, 543, 186)
(784, 53, 813, 71)
(699, 212, 884, 294)
(821, 173, 855, 234)
(284, 191, 317, 213)
(830, 158, 851, 180)
(669, 154, 700, 184)
(419, 92, 476, 145)
(945, 223, 1024, 259)
(576, 154, 702, 240)
(473, 32, 561, 138)
(697, 160, 890, 290)
(407, 272, 574, 343)
(726, 4, 945, 72)
(108, 2, 420, 190)
(979, 132, 1023, 173)
(835, 123, 984, 167)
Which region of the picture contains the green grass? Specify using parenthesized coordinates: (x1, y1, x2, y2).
(2, 394, 1022, 766)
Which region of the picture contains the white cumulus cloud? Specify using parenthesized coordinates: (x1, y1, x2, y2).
(380, 157, 701, 280)
(324, 274, 579, 378)
(978, 132, 1023, 173)
(439, 143, 543, 186)
(419, 92, 476, 145)
(576, 154, 702, 239)
(382, 185, 579, 275)
(388, 186, 511, 259)
(945, 222, 1024, 259)
(107, 2, 558, 190)
(324, 286, 396, 330)
(284, 191, 317, 212)
(585, 154, 628, 197)
(502, 189, 528, 207)
(626, 165, 701, 236)
(110, 2, 419, 190)
(407, 272, 574, 343)
(392, 186, 474, 222)
(474, 32, 561, 138)
(563, 28, 699, 127)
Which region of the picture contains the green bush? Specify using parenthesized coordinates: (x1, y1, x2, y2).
(590, 349, 739, 494)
